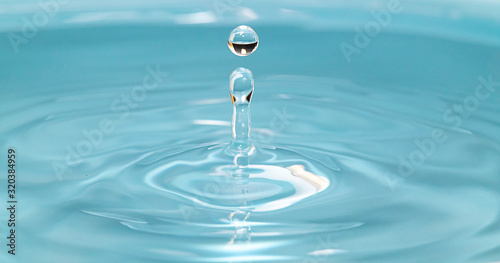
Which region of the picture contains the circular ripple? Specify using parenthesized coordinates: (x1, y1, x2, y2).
(144, 144, 334, 212)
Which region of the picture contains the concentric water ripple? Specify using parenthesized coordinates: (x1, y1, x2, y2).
(2, 16, 500, 262)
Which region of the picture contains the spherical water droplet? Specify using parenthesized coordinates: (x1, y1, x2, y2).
(227, 25, 259, 56)
(229, 67, 254, 104)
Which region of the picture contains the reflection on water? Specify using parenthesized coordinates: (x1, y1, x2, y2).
(2, 4, 500, 261)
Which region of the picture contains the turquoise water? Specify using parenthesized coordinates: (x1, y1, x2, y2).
(1, 1, 500, 262)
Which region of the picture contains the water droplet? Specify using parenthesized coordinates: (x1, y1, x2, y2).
(229, 67, 254, 105)
(227, 25, 259, 56)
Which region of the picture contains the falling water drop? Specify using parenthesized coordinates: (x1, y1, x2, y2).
(229, 67, 254, 105)
(227, 25, 259, 56)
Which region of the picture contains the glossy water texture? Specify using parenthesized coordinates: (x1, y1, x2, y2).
(1, 1, 500, 263)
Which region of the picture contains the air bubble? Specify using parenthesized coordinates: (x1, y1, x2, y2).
(227, 25, 259, 56)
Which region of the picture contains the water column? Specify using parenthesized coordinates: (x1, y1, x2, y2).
(226, 25, 259, 154)
(228, 68, 255, 154)
(226, 25, 259, 245)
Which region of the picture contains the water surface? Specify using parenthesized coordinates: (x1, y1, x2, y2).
(1, 1, 500, 262)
